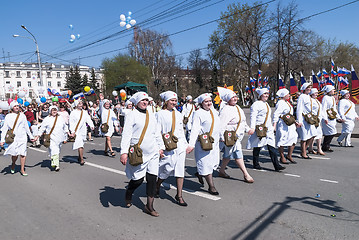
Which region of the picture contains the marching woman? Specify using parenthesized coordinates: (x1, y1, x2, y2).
(321, 85, 342, 152)
(156, 91, 188, 206)
(308, 88, 326, 155)
(217, 88, 254, 183)
(182, 95, 195, 141)
(296, 82, 317, 159)
(0, 101, 35, 176)
(120, 92, 165, 217)
(69, 100, 94, 165)
(337, 90, 359, 147)
(100, 99, 119, 157)
(186, 93, 221, 195)
(247, 88, 285, 171)
(35, 106, 69, 171)
(273, 88, 298, 164)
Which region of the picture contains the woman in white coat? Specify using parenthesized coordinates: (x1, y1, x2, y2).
(217, 88, 254, 183)
(36, 106, 69, 171)
(69, 100, 94, 165)
(120, 92, 165, 217)
(156, 91, 188, 206)
(0, 101, 34, 176)
(186, 93, 221, 195)
(321, 85, 342, 152)
(296, 82, 317, 159)
(337, 90, 359, 147)
(273, 89, 298, 164)
(100, 99, 119, 157)
(247, 88, 285, 171)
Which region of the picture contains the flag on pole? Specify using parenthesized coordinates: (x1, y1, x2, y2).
(326, 77, 335, 86)
(312, 70, 319, 89)
(72, 92, 85, 99)
(337, 67, 351, 77)
(331, 58, 335, 69)
(300, 72, 306, 87)
(331, 69, 337, 78)
(245, 85, 251, 94)
(84, 88, 96, 96)
(350, 65, 359, 104)
(262, 76, 268, 87)
(278, 74, 285, 89)
(289, 73, 298, 97)
(338, 76, 349, 90)
(250, 77, 256, 91)
(317, 71, 322, 78)
(258, 70, 262, 87)
(322, 69, 329, 79)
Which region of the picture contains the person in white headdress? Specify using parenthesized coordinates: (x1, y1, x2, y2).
(273, 88, 299, 164)
(186, 93, 221, 195)
(321, 85, 342, 152)
(155, 91, 188, 206)
(120, 100, 133, 120)
(35, 106, 69, 171)
(308, 88, 325, 155)
(120, 91, 165, 217)
(0, 101, 35, 176)
(69, 99, 94, 165)
(100, 99, 119, 156)
(296, 82, 317, 158)
(337, 90, 359, 147)
(217, 88, 254, 183)
(182, 95, 195, 140)
(147, 96, 156, 113)
(247, 88, 285, 171)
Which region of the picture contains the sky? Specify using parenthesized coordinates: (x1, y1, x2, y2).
(1, 0, 358, 69)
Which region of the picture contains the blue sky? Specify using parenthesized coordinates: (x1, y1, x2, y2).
(1, 0, 358, 68)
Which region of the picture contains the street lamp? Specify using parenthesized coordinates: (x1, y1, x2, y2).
(13, 25, 43, 87)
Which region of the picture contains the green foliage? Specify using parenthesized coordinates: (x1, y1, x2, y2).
(64, 65, 83, 95)
(89, 68, 99, 93)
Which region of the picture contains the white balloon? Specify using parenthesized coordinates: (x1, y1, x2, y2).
(120, 89, 126, 93)
(112, 91, 118, 96)
(18, 90, 26, 98)
(126, 24, 131, 29)
(26, 97, 32, 102)
(130, 19, 136, 26)
(128, 11, 132, 16)
(120, 14, 126, 21)
(36, 98, 42, 104)
(71, 34, 76, 40)
(120, 21, 126, 27)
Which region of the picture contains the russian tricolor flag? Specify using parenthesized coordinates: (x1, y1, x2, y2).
(278, 74, 285, 89)
(289, 73, 298, 96)
(312, 70, 319, 89)
(322, 69, 329, 79)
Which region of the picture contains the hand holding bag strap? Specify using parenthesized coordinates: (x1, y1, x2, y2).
(171, 110, 176, 133)
(74, 110, 83, 133)
(209, 109, 214, 137)
(49, 115, 58, 136)
(234, 106, 241, 133)
(11, 113, 20, 134)
(137, 110, 149, 147)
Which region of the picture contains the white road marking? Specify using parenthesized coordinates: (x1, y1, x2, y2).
(320, 179, 338, 184)
(85, 162, 126, 176)
(86, 142, 103, 145)
(28, 147, 47, 153)
(251, 169, 268, 172)
(284, 173, 301, 178)
(186, 157, 195, 161)
(293, 154, 330, 160)
(112, 136, 122, 139)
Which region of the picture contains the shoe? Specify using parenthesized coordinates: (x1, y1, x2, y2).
(175, 195, 188, 207)
(218, 172, 230, 179)
(280, 159, 289, 164)
(285, 156, 297, 164)
(125, 190, 132, 208)
(208, 188, 219, 195)
(323, 148, 333, 152)
(300, 154, 311, 159)
(346, 145, 354, 148)
(80, 161, 85, 166)
(10, 168, 15, 174)
(195, 172, 204, 185)
(338, 142, 342, 147)
(244, 175, 254, 183)
(110, 151, 116, 157)
(253, 165, 262, 170)
(308, 150, 317, 154)
(20, 172, 28, 176)
(144, 205, 159, 217)
(317, 151, 325, 156)
(89, 139, 94, 141)
(104, 151, 110, 156)
(55, 167, 60, 172)
(275, 166, 286, 172)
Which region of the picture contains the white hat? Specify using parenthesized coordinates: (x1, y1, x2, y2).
(10, 101, 19, 110)
(340, 90, 349, 96)
(218, 87, 236, 102)
(255, 88, 269, 98)
(88, 101, 93, 107)
(103, 99, 110, 105)
(73, 99, 82, 107)
(276, 89, 289, 98)
(196, 93, 212, 104)
(310, 88, 318, 95)
(325, 85, 335, 93)
(49, 106, 58, 112)
(300, 82, 312, 91)
(125, 100, 132, 107)
(130, 92, 149, 105)
(186, 95, 192, 101)
(159, 91, 177, 102)
(148, 97, 153, 102)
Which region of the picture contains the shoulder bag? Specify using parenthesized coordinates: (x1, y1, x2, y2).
(302, 97, 318, 126)
(198, 109, 215, 151)
(162, 110, 178, 151)
(224, 106, 241, 147)
(183, 105, 194, 125)
(344, 101, 353, 116)
(326, 97, 337, 120)
(128, 110, 149, 166)
(255, 103, 269, 139)
(5, 113, 20, 144)
(68, 110, 83, 142)
(43, 116, 58, 148)
(281, 101, 296, 126)
(100, 109, 110, 133)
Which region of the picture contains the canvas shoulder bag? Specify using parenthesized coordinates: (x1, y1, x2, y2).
(100, 109, 110, 133)
(327, 97, 337, 120)
(5, 113, 20, 144)
(302, 97, 318, 125)
(198, 109, 215, 151)
(281, 101, 296, 126)
(183, 105, 194, 125)
(43, 116, 58, 148)
(162, 110, 179, 151)
(68, 110, 83, 142)
(344, 101, 353, 116)
(224, 106, 241, 147)
(128, 110, 149, 166)
(255, 103, 269, 139)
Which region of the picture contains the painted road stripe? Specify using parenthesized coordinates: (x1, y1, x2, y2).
(284, 173, 301, 178)
(112, 136, 122, 139)
(186, 157, 195, 161)
(293, 154, 330, 160)
(252, 169, 268, 172)
(28, 147, 47, 153)
(85, 162, 126, 176)
(320, 179, 338, 184)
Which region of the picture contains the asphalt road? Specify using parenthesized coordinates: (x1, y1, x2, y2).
(1, 126, 359, 239)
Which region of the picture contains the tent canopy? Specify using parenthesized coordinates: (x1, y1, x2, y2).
(114, 81, 147, 93)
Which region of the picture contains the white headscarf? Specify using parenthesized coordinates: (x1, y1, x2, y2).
(130, 92, 149, 105)
(159, 91, 177, 102)
(276, 89, 289, 98)
(125, 100, 132, 107)
(186, 95, 192, 101)
(255, 88, 269, 98)
(310, 88, 318, 95)
(73, 99, 82, 107)
(196, 93, 212, 104)
(325, 85, 335, 93)
(10, 101, 19, 110)
(340, 89, 349, 96)
(218, 87, 236, 102)
(300, 82, 312, 91)
(49, 106, 58, 112)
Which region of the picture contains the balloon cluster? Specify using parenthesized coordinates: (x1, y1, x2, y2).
(69, 24, 81, 43)
(120, 12, 136, 29)
(114, 89, 126, 100)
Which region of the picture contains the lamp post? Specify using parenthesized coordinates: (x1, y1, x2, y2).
(13, 25, 43, 87)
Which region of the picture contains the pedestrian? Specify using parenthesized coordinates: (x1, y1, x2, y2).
(100, 99, 119, 156)
(0, 101, 35, 176)
(30, 120, 41, 147)
(186, 93, 221, 195)
(120, 92, 165, 217)
(182, 95, 195, 141)
(337, 90, 359, 147)
(272, 88, 298, 164)
(24, 104, 37, 124)
(308, 88, 325, 155)
(217, 88, 254, 183)
(38, 103, 49, 123)
(156, 91, 188, 206)
(247, 88, 285, 172)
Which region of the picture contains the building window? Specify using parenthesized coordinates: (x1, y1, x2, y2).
(16, 71, 21, 78)
(27, 71, 31, 78)
(5, 71, 10, 78)
(57, 72, 61, 78)
(37, 72, 40, 78)
(57, 81, 61, 87)
(48, 81, 52, 87)
(5, 81, 10, 85)
(28, 81, 32, 87)
(47, 72, 51, 78)
(17, 81, 21, 87)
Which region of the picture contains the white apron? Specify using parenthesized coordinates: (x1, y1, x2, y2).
(321, 95, 338, 136)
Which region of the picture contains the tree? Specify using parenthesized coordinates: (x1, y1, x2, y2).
(82, 74, 89, 89)
(65, 65, 83, 94)
(187, 49, 211, 91)
(89, 68, 99, 93)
